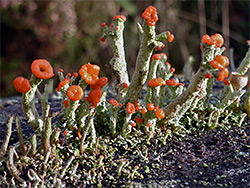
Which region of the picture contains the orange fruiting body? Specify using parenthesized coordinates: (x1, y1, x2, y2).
(155, 108, 165, 119)
(87, 88, 103, 107)
(217, 68, 229, 81)
(148, 78, 158, 87)
(210, 55, 229, 70)
(67, 85, 84, 101)
(57, 78, 71, 92)
(97, 77, 108, 88)
(67, 73, 72, 78)
(148, 77, 165, 87)
(202, 33, 224, 47)
(90, 77, 108, 89)
(214, 55, 229, 67)
(135, 100, 139, 107)
(205, 72, 213, 79)
(151, 54, 162, 61)
(31, 59, 54, 79)
(211, 33, 224, 48)
(142, 6, 158, 26)
(202, 34, 214, 45)
(223, 79, 231, 86)
(63, 100, 69, 108)
(109, 99, 119, 107)
(79, 63, 100, 85)
(168, 34, 174, 42)
(112, 15, 126, 22)
(122, 82, 129, 89)
(76, 128, 82, 139)
(131, 122, 137, 127)
(127, 102, 135, 114)
(100, 37, 105, 42)
(166, 78, 178, 86)
(160, 53, 167, 60)
(147, 103, 154, 111)
(135, 117, 143, 124)
(73, 72, 78, 77)
(156, 77, 165, 86)
(141, 108, 147, 114)
(13, 77, 31, 93)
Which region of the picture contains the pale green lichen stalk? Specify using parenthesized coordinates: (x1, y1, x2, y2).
(125, 20, 170, 103)
(101, 16, 129, 99)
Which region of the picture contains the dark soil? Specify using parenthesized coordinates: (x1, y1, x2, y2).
(0, 95, 250, 187)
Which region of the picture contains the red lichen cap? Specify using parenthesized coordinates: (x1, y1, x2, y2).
(96, 77, 108, 88)
(112, 15, 126, 22)
(142, 6, 158, 26)
(123, 82, 129, 89)
(79, 63, 100, 85)
(141, 108, 147, 114)
(13, 77, 31, 93)
(67, 85, 84, 101)
(202, 33, 224, 48)
(148, 77, 165, 87)
(205, 72, 213, 79)
(63, 100, 69, 108)
(135, 117, 143, 124)
(217, 68, 229, 81)
(160, 53, 167, 60)
(151, 54, 162, 62)
(31, 59, 54, 79)
(131, 122, 137, 127)
(166, 78, 178, 86)
(148, 78, 159, 87)
(168, 34, 175, 42)
(87, 88, 103, 107)
(147, 103, 154, 111)
(155, 108, 165, 119)
(223, 79, 231, 86)
(210, 55, 229, 70)
(90, 77, 108, 89)
(109, 99, 119, 107)
(211, 33, 224, 48)
(100, 37, 105, 42)
(57, 78, 71, 92)
(127, 102, 135, 114)
(202, 34, 214, 45)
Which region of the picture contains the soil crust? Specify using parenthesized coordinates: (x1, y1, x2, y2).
(0, 95, 250, 187)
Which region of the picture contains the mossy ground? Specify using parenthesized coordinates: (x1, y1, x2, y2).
(0, 95, 249, 187)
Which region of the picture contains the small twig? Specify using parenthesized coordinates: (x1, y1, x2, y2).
(7, 147, 24, 183)
(80, 109, 96, 154)
(117, 159, 127, 178)
(29, 169, 43, 182)
(30, 134, 37, 157)
(208, 110, 220, 128)
(95, 137, 100, 155)
(238, 113, 247, 127)
(0, 114, 13, 158)
(15, 115, 26, 155)
(60, 155, 75, 178)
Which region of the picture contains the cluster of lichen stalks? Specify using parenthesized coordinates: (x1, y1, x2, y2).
(1, 6, 250, 187)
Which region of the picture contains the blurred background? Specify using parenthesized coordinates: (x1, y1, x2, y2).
(0, 0, 249, 98)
